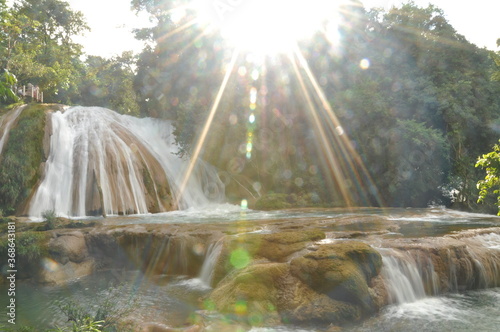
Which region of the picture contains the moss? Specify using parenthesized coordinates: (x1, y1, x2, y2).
(254, 193, 292, 210)
(0, 230, 48, 260)
(210, 263, 287, 325)
(0, 104, 47, 214)
(290, 241, 382, 313)
(211, 230, 325, 287)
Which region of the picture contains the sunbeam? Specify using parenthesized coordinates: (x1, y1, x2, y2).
(156, 19, 198, 44)
(288, 50, 353, 206)
(293, 45, 383, 206)
(175, 48, 241, 208)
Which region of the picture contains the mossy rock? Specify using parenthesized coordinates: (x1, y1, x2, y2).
(285, 292, 361, 325)
(290, 241, 382, 313)
(0, 230, 50, 279)
(209, 259, 363, 327)
(209, 263, 287, 325)
(254, 193, 292, 210)
(211, 229, 325, 286)
(0, 104, 47, 214)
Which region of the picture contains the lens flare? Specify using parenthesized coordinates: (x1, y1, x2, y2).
(195, 0, 341, 55)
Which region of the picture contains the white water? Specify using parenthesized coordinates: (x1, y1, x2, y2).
(29, 106, 225, 217)
(199, 239, 224, 286)
(380, 232, 500, 305)
(379, 249, 428, 303)
(0, 105, 24, 154)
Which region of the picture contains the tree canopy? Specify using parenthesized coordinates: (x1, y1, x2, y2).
(2, 0, 500, 212)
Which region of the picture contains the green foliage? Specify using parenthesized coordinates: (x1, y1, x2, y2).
(75, 53, 140, 115)
(0, 104, 45, 213)
(255, 193, 292, 210)
(42, 209, 57, 229)
(16, 231, 47, 260)
(1, 0, 89, 102)
(491, 38, 500, 82)
(0, 69, 20, 105)
(130, 0, 500, 210)
(0, 230, 49, 262)
(55, 284, 132, 331)
(476, 141, 500, 214)
(0, 318, 104, 332)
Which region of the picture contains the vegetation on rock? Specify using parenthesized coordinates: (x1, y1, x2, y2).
(0, 104, 46, 215)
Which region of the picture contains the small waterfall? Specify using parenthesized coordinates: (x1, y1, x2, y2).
(380, 249, 428, 304)
(29, 106, 225, 217)
(0, 105, 24, 154)
(199, 239, 224, 287)
(379, 232, 500, 304)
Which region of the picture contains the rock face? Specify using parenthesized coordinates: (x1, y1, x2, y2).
(211, 229, 325, 286)
(290, 242, 382, 313)
(39, 230, 94, 284)
(209, 239, 384, 326)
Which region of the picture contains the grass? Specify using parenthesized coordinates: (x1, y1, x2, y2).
(42, 209, 57, 230)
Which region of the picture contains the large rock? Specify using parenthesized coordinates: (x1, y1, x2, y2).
(211, 229, 325, 286)
(49, 231, 88, 263)
(209, 240, 384, 327)
(210, 263, 287, 325)
(37, 259, 94, 284)
(290, 241, 382, 312)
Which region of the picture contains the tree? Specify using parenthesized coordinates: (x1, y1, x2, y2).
(76, 52, 140, 115)
(0, 69, 20, 105)
(476, 141, 500, 215)
(492, 38, 500, 82)
(3, 0, 88, 102)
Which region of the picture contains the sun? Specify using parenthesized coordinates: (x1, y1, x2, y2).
(194, 0, 341, 55)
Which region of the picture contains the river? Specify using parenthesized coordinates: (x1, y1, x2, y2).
(2, 206, 500, 331)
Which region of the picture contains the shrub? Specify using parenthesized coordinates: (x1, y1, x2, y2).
(16, 231, 48, 261)
(42, 209, 58, 229)
(55, 284, 132, 331)
(254, 193, 292, 210)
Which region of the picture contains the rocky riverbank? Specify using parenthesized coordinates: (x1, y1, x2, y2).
(1, 213, 500, 330)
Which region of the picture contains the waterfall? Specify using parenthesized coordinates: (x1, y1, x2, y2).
(29, 106, 225, 217)
(379, 232, 500, 304)
(380, 249, 428, 304)
(199, 239, 224, 287)
(0, 105, 24, 154)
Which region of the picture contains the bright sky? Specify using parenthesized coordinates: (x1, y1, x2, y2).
(10, 0, 500, 57)
(66, 0, 152, 57)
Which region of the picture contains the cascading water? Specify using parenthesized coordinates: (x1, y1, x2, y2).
(379, 249, 431, 304)
(199, 239, 224, 286)
(28, 106, 225, 217)
(379, 232, 500, 305)
(0, 105, 24, 154)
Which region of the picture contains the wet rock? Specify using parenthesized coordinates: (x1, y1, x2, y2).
(210, 263, 287, 325)
(290, 241, 382, 312)
(49, 231, 88, 263)
(210, 241, 383, 327)
(212, 229, 325, 286)
(37, 259, 94, 284)
(141, 323, 202, 332)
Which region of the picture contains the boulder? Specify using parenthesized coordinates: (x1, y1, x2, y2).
(209, 241, 383, 327)
(37, 259, 94, 284)
(49, 231, 88, 263)
(212, 229, 325, 286)
(210, 263, 287, 325)
(290, 241, 382, 312)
